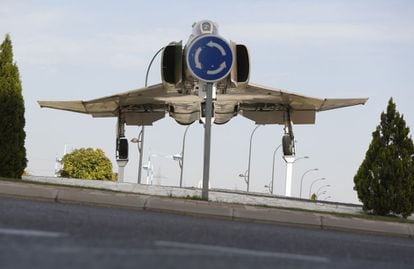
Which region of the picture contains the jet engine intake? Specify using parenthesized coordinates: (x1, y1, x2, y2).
(230, 43, 250, 87)
(161, 42, 183, 89)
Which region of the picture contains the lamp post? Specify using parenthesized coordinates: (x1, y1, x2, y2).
(172, 153, 182, 180)
(264, 181, 273, 194)
(300, 168, 318, 198)
(323, 196, 332, 201)
(295, 156, 309, 163)
(317, 190, 327, 198)
(130, 137, 142, 183)
(238, 170, 248, 191)
(178, 125, 192, 188)
(136, 46, 166, 185)
(246, 125, 261, 192)
(316, 184, 330, 197)
(142, 153, 155, 185)
(271, 144, 282, 195)
(308, 177, 326, 199)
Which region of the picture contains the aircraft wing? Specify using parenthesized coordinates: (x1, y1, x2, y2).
(38, 83, 202, 125)
(216, 83, 368, 124)
(39, 82, 368, 126)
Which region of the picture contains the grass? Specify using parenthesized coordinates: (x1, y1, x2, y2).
(254, 203, 414, 224)
(185, 195, 206, 201)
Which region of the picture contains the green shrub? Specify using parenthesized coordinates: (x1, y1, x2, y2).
(60, 148, 114, 181)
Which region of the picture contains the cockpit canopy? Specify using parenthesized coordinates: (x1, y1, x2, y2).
(191, 20, 219, 36)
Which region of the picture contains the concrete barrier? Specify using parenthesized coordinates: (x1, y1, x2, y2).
(0, 180, 58, 201)
(2, 179, 414, 238)
(22, 176, 364, 215)
(57, 188, 148, 210)
(320, 214, 412, 237)
(233, 206, 322, 228)
(145, 197, 232, 219)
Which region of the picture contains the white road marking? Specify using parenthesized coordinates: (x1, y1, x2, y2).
(0, 228, 66, 238)
(154, 240, 330, 263)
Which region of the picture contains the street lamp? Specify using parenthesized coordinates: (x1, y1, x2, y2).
(239, 170, 248, 191)
(317, 190, 327, 198)
(322, 196, 332, 201)
(142, 154, 155, 185)
(271, 144, 282, 195)
(130, 136, 144, 184)
(300, 168, 318, 198)
(246, 125, 262, 192)
(178, 125, 192, 188)
(172, 153, 182, 164)
(316, 184, 330, 196)
(136, 46, 166, 185)
(295, 156, 309, 163)
(264, 181, 273, 194)
(308, 177, 326, 198)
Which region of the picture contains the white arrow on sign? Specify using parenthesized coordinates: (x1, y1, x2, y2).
(195, 47, 203, 69)
(207, 62, 227, 75)
(207, 41, 226, 56)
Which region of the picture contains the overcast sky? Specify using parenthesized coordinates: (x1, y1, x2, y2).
(1, 0, 413, 203)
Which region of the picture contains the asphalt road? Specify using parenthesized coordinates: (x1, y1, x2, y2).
(0, 196, 413, 269)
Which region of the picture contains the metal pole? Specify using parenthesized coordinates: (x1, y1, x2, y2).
(317, 190, 327, 197)
(308, 177, 326, 199)
(300, 168, 318, 198)
(271, 144, 282, 195)
(137, 46, 165, 185)
(316, 184, 330, 196)
(202, 83, 213, 200)
(323, 196, 332, 201)
(145, 47, 165, 88)
(247, 125, 261, 192)
(238, 170, 248, 190)
(179, 125, 191, 188)
(137, 127, 145, 184)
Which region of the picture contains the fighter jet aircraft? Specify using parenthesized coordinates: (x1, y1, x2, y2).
(38, 20, 368, 159)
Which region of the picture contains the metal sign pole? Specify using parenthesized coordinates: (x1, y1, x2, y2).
(202, 83, 213, 200)
(186, 34, 233, 201)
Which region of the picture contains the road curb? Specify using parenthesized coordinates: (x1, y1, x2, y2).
(319, 214, 412, 237)
(57, 188, 149, 210)
(22, 175, 365, 215)
(145, 197, 233, 220)
(1, 180, 413, 238)
(0, 180, 58, 201)
(232, 206, 322, 228)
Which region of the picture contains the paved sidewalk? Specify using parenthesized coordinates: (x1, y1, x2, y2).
(1, 179, 413, 238)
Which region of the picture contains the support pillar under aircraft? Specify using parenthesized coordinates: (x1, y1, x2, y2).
(116, 115, 128, 182)
(282, 110, 296, 197)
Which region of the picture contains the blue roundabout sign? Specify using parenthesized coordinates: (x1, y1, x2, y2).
(186, 34, 233, 83)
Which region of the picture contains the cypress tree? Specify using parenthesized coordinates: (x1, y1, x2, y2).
(354, 98, 414, 218)
(0, 34, 27, 178)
